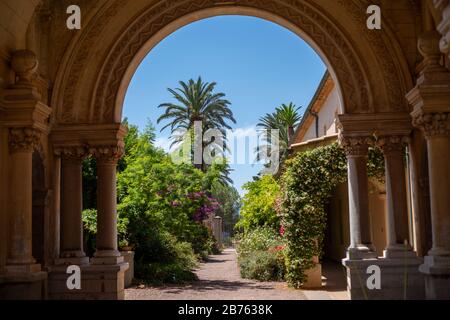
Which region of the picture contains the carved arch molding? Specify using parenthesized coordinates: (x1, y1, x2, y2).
(53, 0, 411, 124)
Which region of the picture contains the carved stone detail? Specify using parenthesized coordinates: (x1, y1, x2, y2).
(58, 0, 372, 123)
(54, 146, 89, 161)
(339, 135, 374, 156)
(9, 128, 41, 153)
(376, 135, 410, 154)
(412, 112, 449, 137)
(90, 145, 124, 164)
(337, 0, 407, 111)
(10, 50, 39, 89)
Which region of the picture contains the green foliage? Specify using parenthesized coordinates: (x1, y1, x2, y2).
(236, 175, 280, 232)
(157, 77, 236, 172)
(211, 182, 240, 238)
(239, 250, 285, 282)
(280, 143, 385, 288)
(257, 102, 302, 163)
(236, 227, 285, 281)
(115, 121, 239, 283)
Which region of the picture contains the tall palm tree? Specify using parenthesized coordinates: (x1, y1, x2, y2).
(256, 102, 302, 166)
(157, 77, 236, 172)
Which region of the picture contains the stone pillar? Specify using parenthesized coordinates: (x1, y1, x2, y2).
(407, 30, 450, 299)
(5, 128, 41, 272)
(340, 136, 377, 260)
(0, 50, 50, 299)
(90, 146, 124, 265)
(377, 136, 415, 257)
(55, 147, 89, 265)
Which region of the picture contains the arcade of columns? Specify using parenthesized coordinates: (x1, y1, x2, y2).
(0, 0, 449, 300)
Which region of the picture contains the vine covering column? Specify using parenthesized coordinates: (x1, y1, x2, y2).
(339, 135, 377, 260)
(91, 145, 124, 265)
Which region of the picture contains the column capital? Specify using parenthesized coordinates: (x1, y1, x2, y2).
(412, 111, 449, 138)
(89, 145, 124, 164)
(8, 127, 41, 153)
(338, 135, 373, 156)
(375, 135, 410, 154)
(54, 145, 89, 162)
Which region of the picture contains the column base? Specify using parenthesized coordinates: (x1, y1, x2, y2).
(120, 251, 135, 288)
(343, 256, 425, 300)
(419, 255, 450, 299)
(48, 262, 129, 300)
(55, 256, 90, 266)
(91, 250, 124, 265)
(346, 246, 378, 260)
(5, 263, 41, 274)
(383, 244, 417, 259)
(0, 271, 47, 300)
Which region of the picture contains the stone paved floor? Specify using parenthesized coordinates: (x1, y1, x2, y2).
(125, 248, 348, 300)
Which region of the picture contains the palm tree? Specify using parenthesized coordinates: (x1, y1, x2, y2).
(256, 102, 302, 166)
(157, 77, 236, 172)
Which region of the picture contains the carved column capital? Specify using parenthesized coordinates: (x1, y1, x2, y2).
(90, 145, 124, 164)
(54, 146, 89, 162)
(338, 135, 374, 156)
(9, 127, 41, 153)
(412, 111, 449, 138)
(376, 135, 410, 154)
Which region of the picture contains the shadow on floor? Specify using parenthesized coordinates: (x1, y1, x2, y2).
(321, 259, 347, 292)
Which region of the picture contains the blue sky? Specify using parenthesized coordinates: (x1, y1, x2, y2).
(123, 15, 326, 195)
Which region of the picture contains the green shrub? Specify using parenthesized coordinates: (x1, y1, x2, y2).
(239, 250, 285, 281)
(281, 143, 385, 288)
(235, 175, 280, 232)
(236, 227, 283, 257)
(236, 227, 285, 281)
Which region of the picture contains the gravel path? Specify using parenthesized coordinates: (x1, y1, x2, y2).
(125, 248, 348, 300)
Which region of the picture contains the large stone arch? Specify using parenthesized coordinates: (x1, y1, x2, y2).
(51, 0, 413, 125)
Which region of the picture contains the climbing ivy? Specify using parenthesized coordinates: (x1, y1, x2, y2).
(280, 143, 384, 288)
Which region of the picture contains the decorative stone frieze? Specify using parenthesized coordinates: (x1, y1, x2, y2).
(8, 127, 41, 153)
(412, 112, 449, 138)
(338, 135, 373, 156)
(89, 145, 124, 164)
(54, 145, 89, 161)
(376, 135, 410, 154)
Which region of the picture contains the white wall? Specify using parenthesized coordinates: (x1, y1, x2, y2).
(302, 87, 339, 142)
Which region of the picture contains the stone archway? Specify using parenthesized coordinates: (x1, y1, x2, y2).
(51, 0, 413, 126)
(45, 0, 418, 300)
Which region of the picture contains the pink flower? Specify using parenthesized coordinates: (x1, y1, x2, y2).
(279, 225, 285, 236)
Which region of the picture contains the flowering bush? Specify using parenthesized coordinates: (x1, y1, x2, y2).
(236, 227, 286, 281)
(281, 143, 384, 288)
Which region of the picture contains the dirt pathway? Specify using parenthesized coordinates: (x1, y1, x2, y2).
(125, 248, 347, 300)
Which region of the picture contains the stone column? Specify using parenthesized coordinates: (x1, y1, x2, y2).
(413, 113, 450, 257)
(407, 30, 450, 299)
(91, 146, 124, 265)
(340, 136, 377, 260)
(377, 136, 415, 258)
(5, 128, 41, 273)
(56, 147, 89, 265)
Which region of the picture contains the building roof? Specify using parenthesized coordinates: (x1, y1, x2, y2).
(290, 71, 335, 146)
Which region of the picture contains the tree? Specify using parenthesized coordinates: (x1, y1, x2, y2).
(257, 102, 302, 165)
(235, 175, 280, 232)
(211, 182, 241, 237)
(157, 77, 236, 172)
